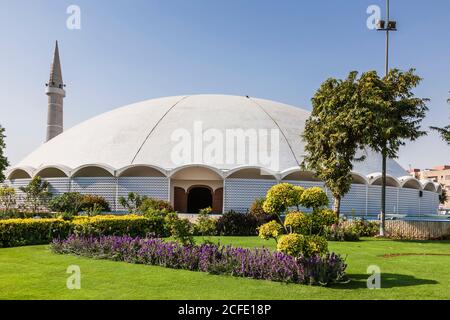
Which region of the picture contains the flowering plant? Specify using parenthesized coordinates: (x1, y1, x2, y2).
(52, 235, 347, 286)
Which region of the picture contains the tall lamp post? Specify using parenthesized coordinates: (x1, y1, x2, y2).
(375, 0, 397, 236)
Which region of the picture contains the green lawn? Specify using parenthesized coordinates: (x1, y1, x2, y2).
(1, 237, 450, 300)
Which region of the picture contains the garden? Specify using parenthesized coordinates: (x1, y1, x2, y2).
(3, 177, 450, 299)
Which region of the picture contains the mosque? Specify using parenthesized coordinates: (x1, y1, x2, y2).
(4, 42, 441, 216)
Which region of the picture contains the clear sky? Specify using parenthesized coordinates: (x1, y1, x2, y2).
(0, 0, 449, 170)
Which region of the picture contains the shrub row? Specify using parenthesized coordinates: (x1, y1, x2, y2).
(0, 215, 167, 248)
(51, 235, 348, 286)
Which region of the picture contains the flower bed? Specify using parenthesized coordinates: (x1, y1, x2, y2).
(51, 235, 347, 286)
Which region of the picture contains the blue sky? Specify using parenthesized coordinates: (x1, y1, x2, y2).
(0, 0, 449, 169)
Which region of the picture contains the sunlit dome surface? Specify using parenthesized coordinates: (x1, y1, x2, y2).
(16, 94, 407, 176)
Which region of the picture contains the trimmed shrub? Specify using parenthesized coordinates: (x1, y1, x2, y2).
(165, 212, 195, 245)
(324, 224, 360, 242)
(52, 235, 348, 286)
(0, 218, 72, 247)
(277, 233, 305, 257)
(258, 220, 283, 242)
(138, 198, 173, 214)
(72, 214, 166, 238)
(284, 211, 310, 234)
(0, 215, 168, 247)
(302, 235, 328, 257)
(277, 233, 328, 258)
(195, 207, 217, 236)
(216, 211, 259, 236)
(300, 187, 329, 210)
(263, 183, 303, 216)
(49, 192, 84, 214)
(349, 219, 379, 237)
(310, 208, 338, 235)
(81, 194, 110, 212)
(249, 198, 267, 217)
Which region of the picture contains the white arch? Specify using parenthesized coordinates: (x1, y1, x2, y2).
(70, 163, 116, 177)
(434, 183, 442, 194)
(350, 172, 369, 185)
(6, 166, 35, 179)
(225, 165, 278, 180)
(33, 165, 71, 178)
(399, 176, 422, 190)
(367, 172, 401, 188)
(168, 164, 224, 179)
(116, 164, 167, 177)
(420, 180, 437, 192)
(280, 167, 320, 181)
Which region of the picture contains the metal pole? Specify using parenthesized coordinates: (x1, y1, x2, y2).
(385, 0, 390, 76)
(380, 0, 390, 237)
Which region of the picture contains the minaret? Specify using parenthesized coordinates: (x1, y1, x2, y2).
(45, 41, 65, 142)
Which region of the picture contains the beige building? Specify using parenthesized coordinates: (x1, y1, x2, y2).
(410, 165, 450, 209)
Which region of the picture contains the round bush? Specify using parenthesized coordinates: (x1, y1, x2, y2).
(258, 221, 283, 241)
(216, 211, 258, 236)
(277, 233, 305, 257)
(300, 187, 329, 210)
(138, 198, 173, 214)
(284, 211, 310, 234)
(81, 194, 111, 212)
(49, 192, 84, 214)
(303, 235, 328, 257)
(263, 183, 304, 215)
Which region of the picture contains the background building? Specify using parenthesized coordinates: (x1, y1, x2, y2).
(4, 43, 442, 217)
(410, 165, 450, 209)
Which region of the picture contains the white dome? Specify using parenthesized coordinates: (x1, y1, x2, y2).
(15, 94, 407, 177)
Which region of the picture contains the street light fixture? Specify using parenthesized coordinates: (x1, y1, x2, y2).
(372, 0, 398, 237)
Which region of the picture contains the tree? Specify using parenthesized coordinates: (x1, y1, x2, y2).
(118, 192, 148, 213)
(0, 185, 16, 213)
(430, 97, 450, 145)
(0, 125, 9, 182)
(19, 176, 52, 213)
(439, 186, 448, 206)
(302, 71, 371, 217)
(364, 69, 428, 236)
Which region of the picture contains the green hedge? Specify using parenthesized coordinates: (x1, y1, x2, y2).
(0, 215, 167, 248)
(0, 218, 72, 247)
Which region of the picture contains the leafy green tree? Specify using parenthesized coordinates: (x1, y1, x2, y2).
(19, 176, 52, 213)
(364, 69, 428, 236)
(49, 192, 84, 214)
(0, 125, 9, 182)
(430, 97, 450, 145)
(118, 192, 148, 213)
(0, 185, 16, 213)
(302, 71, 370, 217)
(439, 186, 448, 205)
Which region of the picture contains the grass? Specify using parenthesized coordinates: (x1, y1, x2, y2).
(1, 237, 450, 299)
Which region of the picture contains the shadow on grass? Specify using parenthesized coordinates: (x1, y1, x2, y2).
(330, 273, 438, 289)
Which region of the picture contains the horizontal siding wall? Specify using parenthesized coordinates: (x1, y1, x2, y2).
(117, 177, 169, 211)
(421, 190, 439, 215)
(7, 179, 31, 206)
(71, 177, 117, 211)
(44, 178, 70, 196)
(224, 179, 277, 213)
(4, 177, 440, 215)
(341, 184, 367, 216)
(398, 188, 420, 215)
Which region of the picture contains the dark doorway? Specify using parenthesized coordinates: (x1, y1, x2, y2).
(187, 187, 212, 213)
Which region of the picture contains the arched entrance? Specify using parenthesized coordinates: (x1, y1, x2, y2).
(187, 186, 213, 213)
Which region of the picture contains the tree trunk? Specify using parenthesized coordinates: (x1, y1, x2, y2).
(333, 195, 341, 219)
(380, 150, 387, 237)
